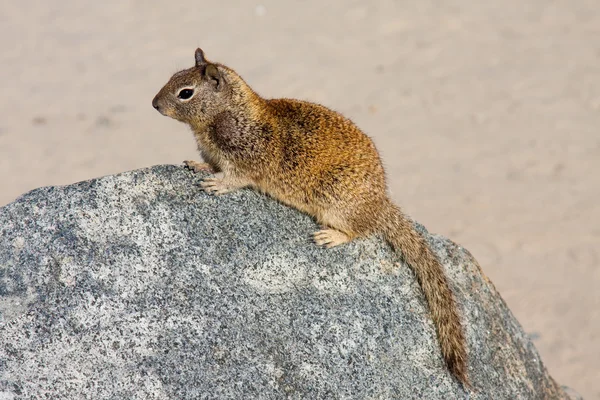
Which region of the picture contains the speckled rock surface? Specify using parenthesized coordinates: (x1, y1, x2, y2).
(0, 165, 580, 399)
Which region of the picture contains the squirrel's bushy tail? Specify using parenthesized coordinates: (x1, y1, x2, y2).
(380, 201, 469, 387)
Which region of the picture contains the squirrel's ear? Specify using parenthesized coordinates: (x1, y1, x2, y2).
(195, 48, 207, 66)
(205, 64, 222, 90)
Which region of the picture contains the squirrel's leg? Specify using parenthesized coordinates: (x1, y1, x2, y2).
(200, 172, 250, 195)
(183, 160, 215, 173)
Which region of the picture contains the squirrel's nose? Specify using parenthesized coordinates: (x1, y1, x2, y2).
(152, 97, 160, 111)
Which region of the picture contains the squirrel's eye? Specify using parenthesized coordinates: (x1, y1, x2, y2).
(177, 88, 194, 100)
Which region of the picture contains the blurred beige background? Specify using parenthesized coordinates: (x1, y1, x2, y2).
(1, 1, 598, 397)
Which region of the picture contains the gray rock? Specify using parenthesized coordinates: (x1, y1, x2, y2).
(0, 165, 580, 399)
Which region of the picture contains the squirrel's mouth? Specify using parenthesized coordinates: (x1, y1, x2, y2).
(156, 108, 169, 117)
(153, 104, 174, 119)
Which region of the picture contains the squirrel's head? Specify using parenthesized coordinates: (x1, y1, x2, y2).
(152, 48, 233, 125)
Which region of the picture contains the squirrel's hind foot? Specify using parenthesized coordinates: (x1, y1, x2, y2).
(313, 229, 351, 248)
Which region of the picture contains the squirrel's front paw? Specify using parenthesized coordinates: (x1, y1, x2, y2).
(200, 174, 251, 195)
(200, 177, 237, 195)
(183, 160, 214, 173)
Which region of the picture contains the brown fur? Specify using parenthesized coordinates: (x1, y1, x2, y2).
(152, 48, 469, 386)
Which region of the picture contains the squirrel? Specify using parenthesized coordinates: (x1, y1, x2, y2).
(152, 48, 469, 387)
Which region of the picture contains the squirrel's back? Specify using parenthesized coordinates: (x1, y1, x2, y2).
(263, 98, 386, 204)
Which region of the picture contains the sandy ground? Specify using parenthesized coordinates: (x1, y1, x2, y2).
(1, 1, 598, 398)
